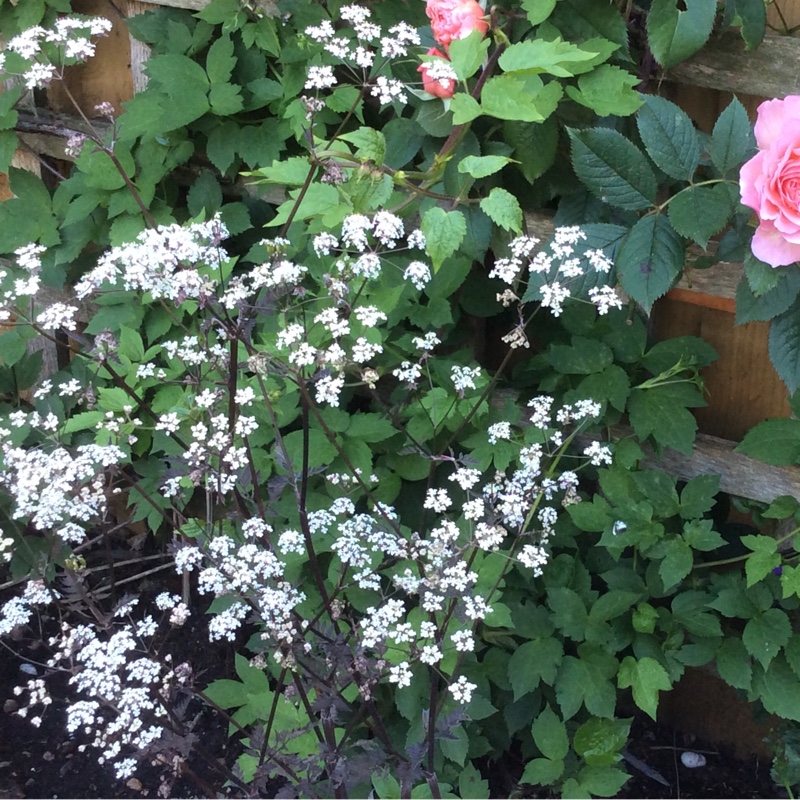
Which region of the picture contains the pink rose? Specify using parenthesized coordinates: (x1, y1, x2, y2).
(426, 0, 488, 48)
(740, 96, 800, 267)
(418, 48, 456, 99)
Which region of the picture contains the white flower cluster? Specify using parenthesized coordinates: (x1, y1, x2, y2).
(3, 16, 112, 89)
(0, 431, 126, 544)
(488, 228, 621, 318)
(304, 5, 420, 105)
(74, 215, 229, 302)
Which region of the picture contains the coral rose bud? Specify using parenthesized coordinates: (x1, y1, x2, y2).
(418, 48, 457, 98)
(426, 0, 489, 48)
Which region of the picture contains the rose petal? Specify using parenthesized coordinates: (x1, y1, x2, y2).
(754, 97, 800, 149)
(751, 218, 800, 267)
(739, 151, 765, 211)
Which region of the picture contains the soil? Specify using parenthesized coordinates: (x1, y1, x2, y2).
(0, 582, 787, 799)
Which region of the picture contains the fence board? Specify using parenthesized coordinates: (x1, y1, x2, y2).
(668, 32, 800, 98)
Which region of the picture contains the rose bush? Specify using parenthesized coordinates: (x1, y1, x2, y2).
(417, 47, 456, 98)
(740, 95, 800, 267)
(426, 0, 488, 47)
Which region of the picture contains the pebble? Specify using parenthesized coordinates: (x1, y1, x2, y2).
(18, 663, 37, 676)
(681, 751, 707, 768)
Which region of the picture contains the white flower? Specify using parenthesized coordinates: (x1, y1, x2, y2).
(487, 421, 511, 444)
(404, 261, 431, 290)
(448, 675, 476, 704)
(388, 662, 413, 688)
(451, 365, 481, 393)
(305, 65, 337, 90)
(370, 76, 407, 105)
(424, 488, 452, 513)
(589, 285, 623, 315)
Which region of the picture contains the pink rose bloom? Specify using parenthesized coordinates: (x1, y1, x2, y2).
(418, 48, 456, 99)
(740, 96, 800, 267)
(426, 0, 488, 48)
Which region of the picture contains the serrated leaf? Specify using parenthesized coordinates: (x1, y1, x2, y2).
(617, 215, 685, 313)
(715, 637, 752, 690)
(769, 301, 800, 394)
(710, 97, 754, 177)
(505, 117, 558, 183)
(637, 95, 700, 180)
(574, 717, 631, 766)
(448, 29, 490, 81)
(647, 0, 717, 68)
(729, 0, 766, 49)
(481, 75, 562, 122)
(532, 705, 569, 761)
(569, 127, 656, 210)
(617, 656, 672, 720)
(547, 337, 613, 374)
(339, 127, 386, 165)
(567, 495, 614, 533)
(744, 252, 782, 296)
(781, 566, 800, 600)
(458, 155, 514, 179)
(683, 519, 726, 551)
(458, 762, 489, 800)
(735, 269, 800, 325)
(548, 587, 589, 641)
(741, 535, 780, 587)
(679, 474, 720, 519)
(627, 383, 702, 456)
(656, 537, 694, 589)
(522, 0, 557, 25)
(552, 0, 630, 56)
(479, 188, 522, 233)
(520, 757, 564, 786)
(206, 34, 235, 83)
(764, 495, 799, 519)
(736, 418, 800, 465)
(566, 65, 643, 117)
(577, 765, 631, 796)
(668, 184, 732, 249)
(421, 207, 467, 271)
(589, 590, 641, 623)
(508, 638, 564, 698)
(755, 654, 800, 721)
(743, 608, 791, 669)
(450, 94, 482, 124)
(499, 38, 599, 77)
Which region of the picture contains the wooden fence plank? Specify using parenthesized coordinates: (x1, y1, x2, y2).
(668, 32, 800, 99)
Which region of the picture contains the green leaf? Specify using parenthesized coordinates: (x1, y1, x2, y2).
(736, 418, 800, 465)
(631, 470, 679, 518)
(715, 637, 752, 690)
(440, 725, 469, 766)
(448, 29, 490, 81)
(0, 130, 18, 174)
(682, 519, 726, 551)
(744, 252, 781, 297)
(617, 215, 685, 313)
(567, 495, 614, 533)
(458, 155, 514, 179)
(508, 638, 564, 698)
(654, 537, 694, 590)
(522, 0, 557, 25)
(421, 207, 467, 271)
(450, 94, 483, 124)
(568, 127, 657, 211)
(339, 127, 386, 165)
(505, 117, 558, 183)
(532, 705, 569, 761)
(647, 0, 717, 68)
(577, 765, 630, 796)
(765, 495, 799, 521)
(730, 0, 766, 48)
(743, 607, 792, 669)
(63, 411, 105, 434)
(547, 337, 613, 374)
(552, 0, 630, 56)
(617, 656, 672, 720)
(574, 717, 631, 767)
(548, 587, 589, 641)
(769, 302, 800, 394)
(736, 269, 800, 325)
(628, 384, 701, 455)
(679, 474, 720, 519)
(203, 678, 248, 709)
(520, 757, 564, 786)
(145, 54, 210, 129)
(755, 654, 800, 721)
(637, 95, 700, 180)
(668, 185, 733, 249)
(372, 768, 401, 799)
(575, 365, 631, 412)
(481, 75, 562, 122)
(458, 762, 489, 800)
(346, 413, 396, 442)
(566, 65, 643, 117)
(500, 37, 600, 76)
(479, 188, 522, 233)
(672, 591, 723, 637)
(206, 34, 236, 83)
(187, 171, 222, 218)
(741, 534, 781, 587)
(709, 97, 754, 177)
(589, 591, 642, 623)
(98, 387, 133, 414)
(209, 82, 244, 115)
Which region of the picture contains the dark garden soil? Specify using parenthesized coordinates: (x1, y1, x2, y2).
(0, 582, 786, 799)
